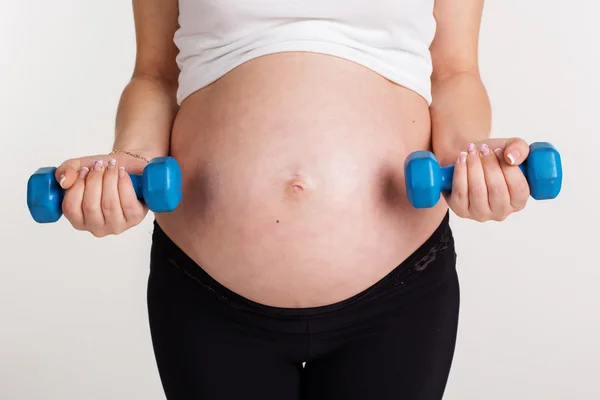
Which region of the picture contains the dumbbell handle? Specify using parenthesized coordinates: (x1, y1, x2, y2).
(436, 163, 527, 192)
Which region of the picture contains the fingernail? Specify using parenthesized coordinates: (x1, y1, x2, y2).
(467, 143, 476, 154)
(78, 167, 89, 179)
(118, 167, 126, 179)
(93, 160, 103, 171)
(459, 152, 467, 164)
(494, 148, 503, 160)
(480, 144, 490, 156)
(507, 151, 519, 165)
(58, 175, 66, 188)
(108, 159, 116, 169)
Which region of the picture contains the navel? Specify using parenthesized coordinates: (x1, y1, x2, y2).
(283, 174, 314, 200)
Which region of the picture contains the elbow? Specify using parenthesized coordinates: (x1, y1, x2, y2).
(130, 73, 178, 93)
(431, 67, 482, 88)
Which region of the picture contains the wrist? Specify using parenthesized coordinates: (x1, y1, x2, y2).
(109, 149, 154, 163)
(110, 143, 169, 161)
(430, 71, 491, 166)
(432, 131, 490, 166)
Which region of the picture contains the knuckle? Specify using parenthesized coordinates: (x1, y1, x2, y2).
(112, 227, 125, 235)
(59, 158, 80, 175)
(453, 188, 468, 202)
(494, 213, 508, 222)
(61, 158, 77, 169)
(123, 202, 144, 218)
(515, 138, 528, 148)
(469, 208, 489, 222)
(82, 201, 98, 215)
(470, 185, 488, 199)
(120, 199, 135, 212)
(62, 198, 79, 217)
(103, 228, 118, 236)
(90, 230, 107, 238)
(512, 200, 527, 212)
(101, 199, 120, 214)
(488, 183, 506, 198)
(474, 215, 488, 223)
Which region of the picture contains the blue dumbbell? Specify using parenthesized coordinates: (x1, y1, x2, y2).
(27, 156, 183, 223)
(404, 142, 563, 208)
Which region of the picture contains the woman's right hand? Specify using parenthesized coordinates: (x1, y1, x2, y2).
(54, 152, 154, 237)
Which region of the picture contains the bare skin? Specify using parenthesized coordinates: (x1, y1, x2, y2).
(155, 52, 448, 307)
(55, 0, 532, 308)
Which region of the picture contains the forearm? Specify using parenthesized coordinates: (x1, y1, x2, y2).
(430, 71, 491, 165)
(113, 75, 179, 157)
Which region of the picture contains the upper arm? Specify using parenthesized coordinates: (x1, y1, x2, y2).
(131, 0, 180, 86)
(429, 0, 484, 81)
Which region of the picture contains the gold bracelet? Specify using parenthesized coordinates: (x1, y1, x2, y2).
(109, 149, 150, 163)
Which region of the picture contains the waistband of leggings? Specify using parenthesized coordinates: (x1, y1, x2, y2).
(151, 210, 451, 319)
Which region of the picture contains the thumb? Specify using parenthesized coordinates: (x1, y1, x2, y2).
(55, 158, 92, 189)
(503, 137, 530, 166)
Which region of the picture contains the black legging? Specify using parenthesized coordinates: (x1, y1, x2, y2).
(147, 212, 460, 400)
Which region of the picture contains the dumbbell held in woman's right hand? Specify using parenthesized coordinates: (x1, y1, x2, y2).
(404, 142, 563, 209)
(27, 156, 183, 223)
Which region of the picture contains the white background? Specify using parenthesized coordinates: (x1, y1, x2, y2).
(1, 0, 598, 399)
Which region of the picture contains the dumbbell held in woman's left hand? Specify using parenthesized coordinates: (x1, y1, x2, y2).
(404, 141, 563, 209)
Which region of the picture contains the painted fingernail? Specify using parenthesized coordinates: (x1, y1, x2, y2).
(118, 167, 126, 178)
(108, 159, 116, 169)
(459, 152, 467, 164)
(507, 151, 519, 165)
(480, 144, 490, 156)
(78, 167, 89, 179)
(93, 160, 103, 171)
(58, 175, 66, 188)
(467, 143, 476, 154)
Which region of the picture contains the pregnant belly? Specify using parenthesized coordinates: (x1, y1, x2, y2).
(155, 52, 448, 308)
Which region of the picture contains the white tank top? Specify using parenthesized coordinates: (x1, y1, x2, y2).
(174, 0, 437, 105)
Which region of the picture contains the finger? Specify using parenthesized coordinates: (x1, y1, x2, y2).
(503, 138, 530, 166)
(446, 151, 469, 217)
(82, 160, 107, 233)
(470, 138, 529, 165)
(481, 145, 511, 220)
(495, 148, 530, 210)
(102, 159, 127, 233)
(466, 143, 490, 221)
(117, 166, 147, 226)
(62, 167, 89, 229)
(55, 159, 82, 190)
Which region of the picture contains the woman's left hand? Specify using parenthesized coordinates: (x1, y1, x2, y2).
(443, 138, 531, 222)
